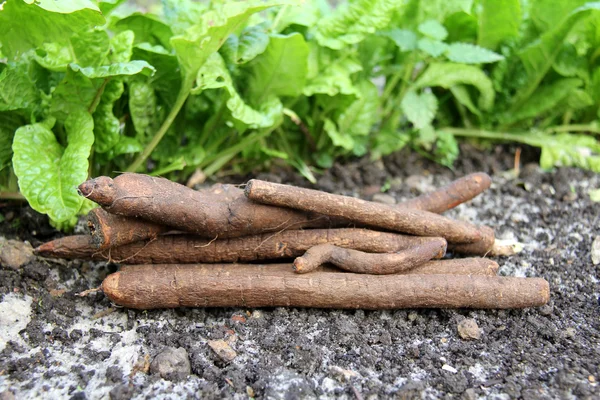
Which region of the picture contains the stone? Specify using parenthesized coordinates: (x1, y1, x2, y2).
(208, 339, 237, 362)
(591, 236, 600, 265)
(457, 318, 481, 340)
(0, 238, 34, 270)
(149, 347, 191, 381)
(372, 193, 397, 205)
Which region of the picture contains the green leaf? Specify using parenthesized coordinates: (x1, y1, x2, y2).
(112, 13, 174, 49)
(0, 112, 24, 170)
(0, 0, 105, 59)
(566, 89, 594, 109)
(246, 33, 309, 104)
(445, 43, 504, 64)
(93, 79, 124, 153)
(303, 53, 362, 97)
(417, 38, 448, 57)
(132, 43, 181, 106)
(450, 85, 481, 116)
(221, 25, 271, 64)
(414, 62, 496, 110)
(170, 1, 281, 80)
(400, 0, 473, 26)
(530, 0, 589, 32)
(539, 133, 600, 172)
(337, 80, 379, 137)
(161, 0, 209, 35)
(502, 78, 582, 123)
(98, 0, 126, 15)
(418, 20, 448, 40)
(323, 118, 354, 150)
(401, 90, 438, 129)
(108, 30, 135, 64)
(12, 111, 94, 224)
(413, 62, 495, 111)
(478, 0, 521, 49)
(313, 0, 402, 50)
(70, 29, 111, 67)
(69, 60, 155, 79)
(192, 53, 280, 129)
(0, 64, 39, 112)
(514, 2, 600, 110)
(34, 43, 73, 72)
(129, 80, 158, 141)
(434, 131, 459, 167)
(552, 43, 589, 80)
(379, 29, 418, 52)
(50, 68, 101, 122)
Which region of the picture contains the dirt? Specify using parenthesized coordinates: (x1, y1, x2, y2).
(0, 144, 599, 399)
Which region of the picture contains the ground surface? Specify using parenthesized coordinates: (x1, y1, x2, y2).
(0, 145, 599, 400)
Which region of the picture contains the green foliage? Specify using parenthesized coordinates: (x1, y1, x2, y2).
(1, 0, 600, 230)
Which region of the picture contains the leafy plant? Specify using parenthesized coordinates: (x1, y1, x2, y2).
(1, 0, 600, 229)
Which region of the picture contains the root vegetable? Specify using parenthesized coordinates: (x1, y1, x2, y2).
(448, 226, 495, 256)
(34, 229, 441, 264)
(400, 173, 491, 213)
(293, 239, 447, 274)
(87, 208, 170, 249)
(101, 264, 550, 310)
(244, 180, 483, 244)
(78, 174, 347, 238)
(410, 258, 499, 276)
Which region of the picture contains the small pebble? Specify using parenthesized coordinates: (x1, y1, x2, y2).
(442, 364, 457, 373)
(462, 388, 477, 400)
(372, 193, 396, 205)
(457, 318, 481, 340)
(591, 236, 600, 265)
(563, 327, 576, 338)
(329, 365, 360, 382)
(589, 375, 596, 383)
(149, 347, 191, 381)
(208, 339, 237, 362)
(0, 238, 34, 270)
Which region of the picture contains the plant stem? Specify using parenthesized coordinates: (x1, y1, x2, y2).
(126, 75, 195, 173)
(88, 78, 109, 114)
(547, 123, 600, 134)
(0, 192, 26, 201)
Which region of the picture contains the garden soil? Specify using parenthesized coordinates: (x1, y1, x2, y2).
(0, 144, 598, 399)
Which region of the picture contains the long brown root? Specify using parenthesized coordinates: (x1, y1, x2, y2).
(293, 239, 447, 274)
(101, 264, 550, 310)
(245, 179, 483, 244)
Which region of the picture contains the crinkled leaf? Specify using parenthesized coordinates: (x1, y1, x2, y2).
(379, 29, 418, 52)
(272, 2, 321, 31)
(246, 33, 309, 104)
(313, 0, 403, 50)
(170, 1, 281, 80)
(514, 2, 600, 109)
(478, 0, 521, 49)
(323, 118, 354, 150)
(538, 133, 600, 171)
(445, 43, 504, 64)
(407, 0, 473, 23)
(162, 0, 209, 35)
(129, 80, 158, 141)
(0, 0, 104, 59)
(113, 13, 174, 49)
(414, 62, 495, 110)
(304, 48, 361, 97)
(418, 20, 448, 40)
(401, 90, 438, 129)
(50, 68, 100, 122)
(502, 78, 582, 123)
(337, 80, 379, 137)
(71, 29, 110, 67)
(417, 38, 448, 57)
(221, 25, 271, 65)
(0, 112, 24, 169)
(93, 79, 124, 153)
(0, 65, 39, 112)
(192, 53, 280, 129)
(70, 60, 155, 79)
(34, 43, 74, 72)
(12, 111, 94, 223)
(108, 30, 135, 64)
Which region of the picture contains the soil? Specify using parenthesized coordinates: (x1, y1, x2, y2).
(0, 144, 599, 399)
